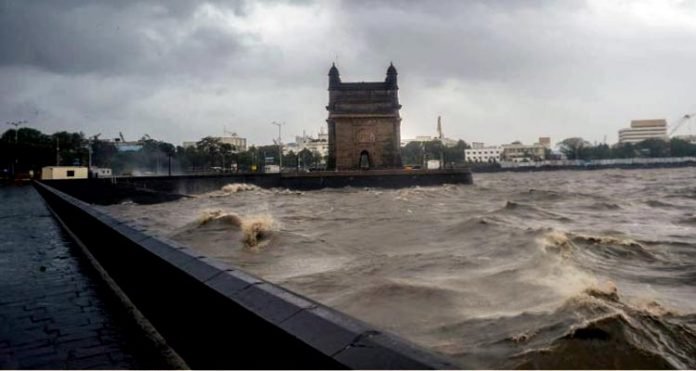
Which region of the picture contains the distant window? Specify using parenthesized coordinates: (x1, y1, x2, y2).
(67, 170, 75, 177)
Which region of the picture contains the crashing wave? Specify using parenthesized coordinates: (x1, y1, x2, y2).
(221, 183, 259, 193)
(195, 209, 276, 248)
(197, 209, 242, 226)
(507, 283, 695, 369)
(241, 214, 276, 248)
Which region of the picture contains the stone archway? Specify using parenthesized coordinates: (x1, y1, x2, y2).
(359, 150, 371, 170)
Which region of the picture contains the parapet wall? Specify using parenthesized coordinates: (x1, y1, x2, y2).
(33, 181, 456, 369)
(42, 169, 472, 201)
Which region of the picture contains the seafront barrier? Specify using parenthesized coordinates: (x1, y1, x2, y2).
(37, 168, 473, 203)
(33, 181, 456, 369)
(489, 156, 696, 171)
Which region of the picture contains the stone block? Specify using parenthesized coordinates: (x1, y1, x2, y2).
(233, 283, 316, 325)
(205, 270, 263, 297)
(278, 306, 370, 357)
(139, 237, 195, 268)
(333, 331, 455, 370)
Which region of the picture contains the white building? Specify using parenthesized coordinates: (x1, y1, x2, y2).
(501, 142, 547, 162)
(183, 133, 247, 152)
(90, 167, 112, 178)
(465, 143, 503, 162)
(283, 129, 329, 158)
(402, 117, 461, 147)
(618, 119, 668, 144)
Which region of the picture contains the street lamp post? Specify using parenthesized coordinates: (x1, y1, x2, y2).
(6, 120, 27, 177)
(271, 121, 283, 169)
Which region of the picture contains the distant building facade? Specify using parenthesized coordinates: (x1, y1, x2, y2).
(326, 63, 402, 170)
(465, 143, 502, 162)
(618, 119, 668, 144)
(41, 166, 88, 180)
(501, 141, 547, 162)
(183, 133, 247, 152)
(401, 117, 459, 148)
(283, 128, 329, 158)
(401, 136, 433, 146)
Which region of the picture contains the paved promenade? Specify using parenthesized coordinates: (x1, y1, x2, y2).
(0, 185, 165, 369)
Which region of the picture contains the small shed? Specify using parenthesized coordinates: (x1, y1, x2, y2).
(41, 166, 89, 180)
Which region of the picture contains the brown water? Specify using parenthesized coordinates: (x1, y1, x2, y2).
(100, 168, 696, 369)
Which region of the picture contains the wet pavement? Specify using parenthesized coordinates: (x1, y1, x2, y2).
(0, 184, 167, 369)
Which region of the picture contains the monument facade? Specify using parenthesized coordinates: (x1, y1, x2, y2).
(326, 63, 403, 170)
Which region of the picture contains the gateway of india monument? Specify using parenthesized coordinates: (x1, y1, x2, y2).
(326, 63, 403, 170)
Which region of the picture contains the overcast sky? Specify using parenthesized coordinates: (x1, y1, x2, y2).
(2, 0, 696, 147)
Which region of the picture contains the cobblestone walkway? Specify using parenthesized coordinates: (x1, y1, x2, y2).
(0, 185, 165, 369)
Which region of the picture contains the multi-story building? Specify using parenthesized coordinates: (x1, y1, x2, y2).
(538, 137, 551, 148)
(618, 119, 668, 144)
(283, 128, 329, 158)
(465, 144, 502, 162)
(219, 134, 247, 152)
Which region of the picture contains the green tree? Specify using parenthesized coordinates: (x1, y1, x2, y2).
(587, 143, 611, 159)
(670, 138, 696, 157)
(443, 140, 469, 165)
(91, 140, 118, 167)
(283, 150, 298, 168)
(1, 127, 54, 174)
(611, 143, 636, 158)
(256, 145, 281, 165)
(401, 141, 423, 166)
(635, 138, 670, 157)
(559, 137, 591, 160)
(52, 131, 87, 166)
(297, 148, 313, 168)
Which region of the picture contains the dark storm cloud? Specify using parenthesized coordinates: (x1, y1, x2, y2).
(0, 0, 250, 76)
(1, 0, 696, 146)
(338, 0, 596, 83)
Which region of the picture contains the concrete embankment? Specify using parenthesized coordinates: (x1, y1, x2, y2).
(471, 158, 696, 173)
(40, 168, 472, 201)
(33, 181, 456, 369)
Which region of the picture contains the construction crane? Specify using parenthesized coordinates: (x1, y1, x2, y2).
(669, 113, 696, 136)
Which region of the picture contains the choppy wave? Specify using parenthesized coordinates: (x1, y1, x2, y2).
(493, 201, 573, 222)
(541, 230, 658, 261)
